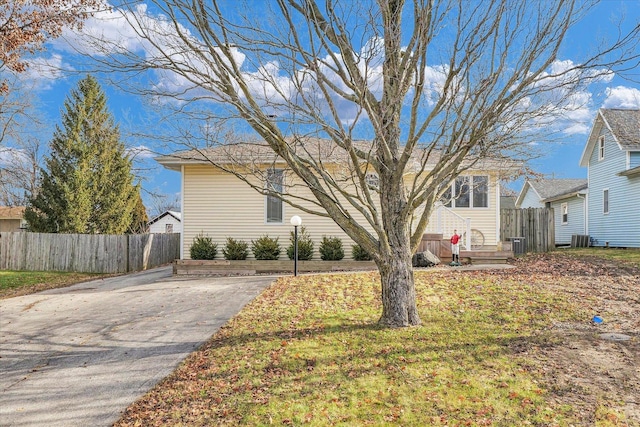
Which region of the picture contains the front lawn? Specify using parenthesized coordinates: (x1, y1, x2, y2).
(560, 247, 640, 268)
(116, 252, 640, 426)
(0, 270, 103, 298)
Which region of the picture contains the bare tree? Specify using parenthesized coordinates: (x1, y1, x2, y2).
(0, 75, 45, 206)
(147, 190, 181, 218)
(89, 0, 638, 326)
(0, 137, 41, 206)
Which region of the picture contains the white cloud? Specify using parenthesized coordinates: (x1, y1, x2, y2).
(43, 6, 638, 134)
(126, 145, 156, 160)
(602, 86, 640, 109)
(0, 147, 30, 167)
(511, 59, 618, 136)
(52, 3, 150, 56)
(15, 54, 71, 90)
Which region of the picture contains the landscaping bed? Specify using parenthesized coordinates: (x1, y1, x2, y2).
(174, 259, 377, 275)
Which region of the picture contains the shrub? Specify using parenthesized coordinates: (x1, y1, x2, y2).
(190, 233, 217, 260)
(319, 236, 344, 261)
(287, 226, 314, 260)
(223, 237, 249, 260)
(251, 235, 281, 260)
(352, 244, 372, 261)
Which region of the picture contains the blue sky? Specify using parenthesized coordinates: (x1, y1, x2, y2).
(2, 0, 640, 211)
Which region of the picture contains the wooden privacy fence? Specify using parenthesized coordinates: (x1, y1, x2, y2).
(500, 208, 555, 253)
(0, 232, 180, 273)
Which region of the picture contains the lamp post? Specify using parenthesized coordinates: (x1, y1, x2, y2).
(290, 215, 302, 276)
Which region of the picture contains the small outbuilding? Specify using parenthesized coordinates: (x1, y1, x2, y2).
(0, 206, 27, 232)
(147, 210, 182, 234)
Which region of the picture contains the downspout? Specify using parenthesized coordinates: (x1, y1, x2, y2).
(577, 193, 587, 235)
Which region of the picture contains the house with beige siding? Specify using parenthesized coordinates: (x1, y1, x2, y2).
(0, 206, 27, 233)
(156, 140, 517, 259)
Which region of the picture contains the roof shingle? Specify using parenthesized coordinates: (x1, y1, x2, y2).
(601, 109, 640, 149)
(529, 179, 588, 200)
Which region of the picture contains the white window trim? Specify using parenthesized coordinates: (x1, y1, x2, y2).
(603, 188, 609, 215)
(265, 169, 285, 225)
(561, 202, 568, 225)
(598, 136, 605, 161)
(472, 175, 490, 209)
(446, 175, 490, 209)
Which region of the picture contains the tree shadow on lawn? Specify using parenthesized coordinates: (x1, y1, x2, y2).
(190, 317, 559, 380)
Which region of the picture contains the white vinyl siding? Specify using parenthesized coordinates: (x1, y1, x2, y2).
(587, 125, 640, 248)
(182, 165, 373, 259)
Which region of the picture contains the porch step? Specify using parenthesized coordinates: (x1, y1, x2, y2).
(460, 250, 514, 265)
(468, 256, 510, 265)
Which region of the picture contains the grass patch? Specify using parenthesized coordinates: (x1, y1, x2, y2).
(561, 247, 640, 268)
(0, 270, 103, 298)
(117, 270, 604, 426)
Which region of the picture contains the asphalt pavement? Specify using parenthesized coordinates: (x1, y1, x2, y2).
(0, 267, 275, 427)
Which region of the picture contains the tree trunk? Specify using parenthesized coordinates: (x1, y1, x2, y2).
(377, 241, 421, 328)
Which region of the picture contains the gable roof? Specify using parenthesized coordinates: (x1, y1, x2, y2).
(580, 109, 640, 166)
(0, 206, 26, 220)
(515, 178, 587, 207)
(147, 210, 182, 225)
(156, 137, 522, 174)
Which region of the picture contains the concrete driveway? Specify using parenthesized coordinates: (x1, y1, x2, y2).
(0, 267, 275, 426)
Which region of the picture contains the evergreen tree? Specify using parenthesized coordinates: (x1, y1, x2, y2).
(128, 191, 149, 234)
(25, 75, 144, 234)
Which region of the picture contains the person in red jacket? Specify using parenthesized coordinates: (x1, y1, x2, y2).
(450, 229, 461, 264)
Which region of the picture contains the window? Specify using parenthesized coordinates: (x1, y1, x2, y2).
(266, 169, 284, 223)
(598, 136, 605, 160)
(472, 176, 488, 208)
(365, 173, 379, 190)
(603, 189, 609, 214)
(165, 224, 174, 233)
(561, 203, 568, 224)
(455, 176, 470, 207)
(440, 175, 489, 208)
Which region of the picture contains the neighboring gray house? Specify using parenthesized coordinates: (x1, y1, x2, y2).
(516, 178, 588, 245)
(500, 195, 516, 210)
(579, 108, 640, 248)
(148, 210, 182, 234)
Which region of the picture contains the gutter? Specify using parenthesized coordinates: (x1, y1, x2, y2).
(542, 190, 587, 204)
